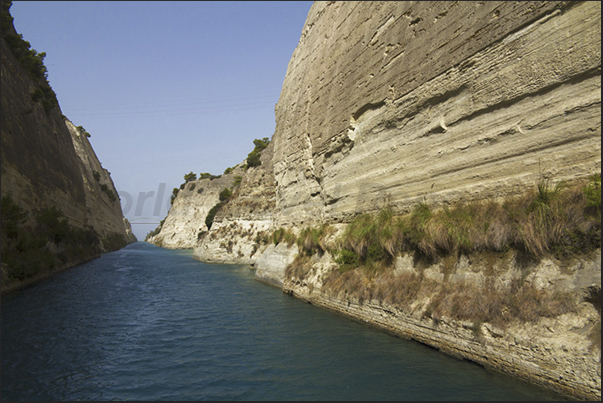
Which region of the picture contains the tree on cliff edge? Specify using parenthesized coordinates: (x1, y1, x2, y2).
(246, 137, 270, 169)
(184, 172, 197, 182)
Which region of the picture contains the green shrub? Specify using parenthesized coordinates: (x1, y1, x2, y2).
(409, 203, 432, 244)
(76, 125, 91, 138)
(584, 173, 601, 211)
(205, 202, 224, 230)
(246, 137, 270, 169)
(253, 137, 270, 151)
(233, 176, 242, 187)
(297, 224, 332, 255)
(1, 194, 27, 239)
(246, 150, 261, 168)
(170, 187, 179, 205)
(184, 171, 197, 182)
(199, 172, 221, 180)
(219, 188, 232, 202)
(30, 87, 44, 102)
(99, 184, 116, 202)
(340, 209, 400, 265)
(334, 248, 360, 271)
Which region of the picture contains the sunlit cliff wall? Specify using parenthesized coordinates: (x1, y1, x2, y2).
(272, 1, 600, 226)
(148, 2, 600, 398)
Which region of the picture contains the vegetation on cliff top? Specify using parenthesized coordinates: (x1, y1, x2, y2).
(1, 0, 58, 113)
(246, 137, 270, 169)
(76, 125, 91, 138)
(184, 171, 197, 182)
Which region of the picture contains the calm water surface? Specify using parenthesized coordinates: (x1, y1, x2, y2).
(1, 242, 567, 401)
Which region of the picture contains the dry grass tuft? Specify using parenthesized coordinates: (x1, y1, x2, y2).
(272, 227, 297, 246)
(297, 224, 334, 256)
(292, 175, 600, 329)
(335, 176, 600, 264)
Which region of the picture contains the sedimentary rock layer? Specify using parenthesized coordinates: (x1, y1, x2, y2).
(148, 168, 244, 249)
(1, 8, 134, 291)
(263, 2, 601, 399)
(193, 140, 276, 263)
(148, 2, 601, 397)
(281, 247, 601, 400)
(272, 1, 601, 226)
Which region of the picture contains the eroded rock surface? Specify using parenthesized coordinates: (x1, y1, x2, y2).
(272, 1, 600, 226)
(1, 8, 134, 292)
(192, 139, 277, 263)
(145, 1, 601, 398)
(282, 248, 601, 400)
(148, 167, 244, 249)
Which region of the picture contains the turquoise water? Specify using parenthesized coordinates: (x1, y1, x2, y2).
(1, 242, 567, 400)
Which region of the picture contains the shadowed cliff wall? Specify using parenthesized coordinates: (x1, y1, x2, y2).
(1, 3, 134, 292)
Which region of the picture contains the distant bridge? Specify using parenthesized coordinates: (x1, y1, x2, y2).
(128, 217, 161, 225)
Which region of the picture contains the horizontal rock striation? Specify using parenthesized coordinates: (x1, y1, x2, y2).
(272, 1, 601, 226)
(146, 1, 600, 398)
(262, 1, 601, 398)
(282, 248, 601, 400)
(193, 140, 276, 263)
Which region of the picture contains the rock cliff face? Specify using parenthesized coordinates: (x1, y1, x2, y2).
(149, 140, 277, 261)
(193, 140, 276, 263)
(1, 4, 135, 292)
(64, 119, 135, 248)
(147, 168, 244, 249)
(282, 245, 601, 400)
(272, 1, 600, 226)
(147, 1, 600, 398)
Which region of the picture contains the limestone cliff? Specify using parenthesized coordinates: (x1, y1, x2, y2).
(272, 1, 600, 226)
(1, 2, 135, 292)
(64, 119, 135, 248)
(193, 140, 276, 264)
(145, 1, 600, 398)
(147, 166, 245, 249)
(264, 2, 600, 399)
(148, 138, 276, 263)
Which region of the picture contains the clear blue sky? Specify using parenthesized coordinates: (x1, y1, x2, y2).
(10, 1, 313, 240)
